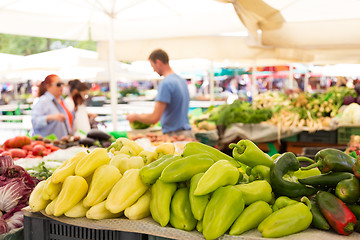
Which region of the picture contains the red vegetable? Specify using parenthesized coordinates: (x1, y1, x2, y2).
(32, 145, 46, 156)
(8, 149, 26, 159)
(316, 191, 357, 235)
(4, 136, 31, 149)
(30, 141, 45, 147)
(1, 152, 11, 156)
(22, 145, 33, 152)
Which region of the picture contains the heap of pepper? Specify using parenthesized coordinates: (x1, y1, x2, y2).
(28, 138, 360, 240)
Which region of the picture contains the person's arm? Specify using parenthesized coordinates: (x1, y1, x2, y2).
(127, 101, 166, 124)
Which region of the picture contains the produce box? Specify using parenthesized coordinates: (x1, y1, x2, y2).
(338, 126, 360, 144)
(298, 130, 337, 144)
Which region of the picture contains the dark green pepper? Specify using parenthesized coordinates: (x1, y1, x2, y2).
(310, 199, 330, 230)
(139, 154, 181, 185)
(249, 165, 271, 183)
(169, 187, 197, 231)
(297, 156, 315, 164)
(298, 172, 354, 189)
(347, 204, 360, 232)
(189, 173, 210, 221)
(258, 198, 312, 238)
(202, 185, 245, 240)
(229, 201, 272, 235)
(270, 152, 317, 198)
(235, 180, 272, 205)
(302, 148, 356, 173)
(335, 175, 360, 204)
(229, 140, 273, 168)
(159, 153, 214, 183)
(182, 142, 240, 167)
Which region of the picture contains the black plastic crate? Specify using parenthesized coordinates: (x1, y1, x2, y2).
(24, 212, 147, 240)
(298, 130, 337, 144)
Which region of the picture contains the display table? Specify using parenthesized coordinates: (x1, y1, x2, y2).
(23, 208, 360, 240)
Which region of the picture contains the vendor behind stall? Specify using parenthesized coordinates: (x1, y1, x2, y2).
(31, 74, 73, 139)
(126, 49, 193, 138)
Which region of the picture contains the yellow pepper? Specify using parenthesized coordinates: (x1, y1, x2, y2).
(75, 148, 110, 177)
(45, 196, 58, 216)
(108, 138, 143, 156)
(83, 165, 122, 207)
(64, 200, 89, 218)
(29, 180, 50, 212)
(54, 176, 88, 217)
(105, 169, 149, 213)
(124, 190, 151, 220)
(42, 176, 62, 200)
(109, 153, 129, 169)
(86, 201, 123, 220)
(155, 143, 175, 158)
(138, 150, 158, 165)
(118, 156, 144, 175)
(51, 151, 87, 184)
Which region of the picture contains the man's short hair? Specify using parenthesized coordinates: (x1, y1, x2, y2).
(148, 49, 169, 64)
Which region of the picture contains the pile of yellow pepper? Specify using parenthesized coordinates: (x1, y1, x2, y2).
(29, 138, 175, 221)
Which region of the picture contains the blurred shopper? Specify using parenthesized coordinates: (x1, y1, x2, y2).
(65, 79, 94, 137)
(126, 49, 193, 137)
(31, 74, 73, 139)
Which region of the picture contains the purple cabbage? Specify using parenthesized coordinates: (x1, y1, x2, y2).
(4, 211, 23, 231)
(3, 165, 37, 189)
(0, 218, 8, 234)
(0, 155, 14, 175)
(0, 180, 26, 212)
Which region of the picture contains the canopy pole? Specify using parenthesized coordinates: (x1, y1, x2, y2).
(209, 61, 215, 104)
(108, 17, 117, 131)
(251, 62, 258, 99)
(289, 63, 294, 89)
(304, 65, 310, 92)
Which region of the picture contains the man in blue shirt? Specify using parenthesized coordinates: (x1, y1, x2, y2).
(126, 49, 192, 137)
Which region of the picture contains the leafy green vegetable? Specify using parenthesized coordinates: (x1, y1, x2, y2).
(130, 121, 151, 129)
(26, 162, 53, 180)
(208, 100, 273, 127)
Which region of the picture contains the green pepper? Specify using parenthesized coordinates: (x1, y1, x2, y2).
(347, 204, 360, 232)
(272, 196, 299, 212)
(235, 180, 272, 205)
(301, 148, 356, 173)
(139, 154, 181, 185)
(169, 187, 197, 231)
(202, 186, 245, 240)
(310, 199, 330, 230)
(196, 220, 203, 233)
(189, 173, 210, 221)
(258, 199, 313, 238)
(297, 156, 315, 164)
(292, 168, 321, 179)
(229, 140, 273, 168)
(249, 165, 271, 183)
(335, 175, 360, 204)
(194, 160, 239, 196)
(149, 179, 177, 227)
(271, 153, 281, 160)
(229, 201, 272, 235)
(298, 172, 354, 189)
(270, 152, 317, 198)
(159, 153, 214, 183)
(182, 142, 240, 167)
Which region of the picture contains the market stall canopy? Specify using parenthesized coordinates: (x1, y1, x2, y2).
(219, 0, 360, 49)
(98, 36, 308, 64)
(2, 47, 154, 82)
(0, 0, 246, 41)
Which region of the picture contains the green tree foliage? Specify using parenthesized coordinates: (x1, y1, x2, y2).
(0, 33, 97, 56)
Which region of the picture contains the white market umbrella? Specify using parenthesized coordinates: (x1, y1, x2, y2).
(0, 0, 247, 130)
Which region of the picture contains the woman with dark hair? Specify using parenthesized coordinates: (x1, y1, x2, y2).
(31, 74, 73, 139)
(64, 79, 93, 137)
